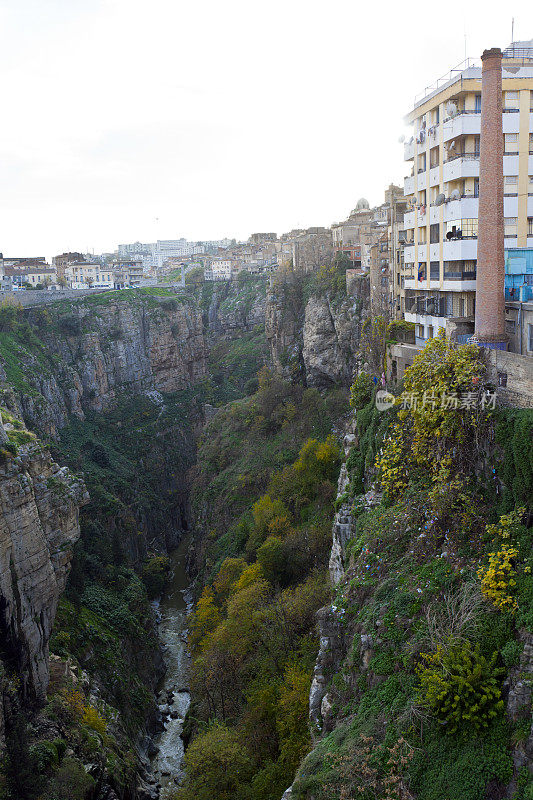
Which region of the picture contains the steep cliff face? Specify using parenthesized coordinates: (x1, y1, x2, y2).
(0, 417, 87, 705)
(0, 292, 207, 438)
(202, 277, 267, 341)
(266, 277, 369, 388)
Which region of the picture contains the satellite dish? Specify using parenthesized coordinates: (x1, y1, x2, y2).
(398, 134, 406, 143)
(446, 102, 458, 117)
(435, 193, 446, 206)
(450, 189, 461, 201)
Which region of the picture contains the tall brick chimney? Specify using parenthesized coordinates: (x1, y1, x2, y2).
(474, 47, 507, 348)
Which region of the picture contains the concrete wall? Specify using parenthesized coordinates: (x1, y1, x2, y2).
(484, 349, 533, 408)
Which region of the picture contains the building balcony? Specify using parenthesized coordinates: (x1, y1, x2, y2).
(442, 111, 481, 143)
(404, 174, 415, 196)
(443, 196, 479, 221)
(443, 155, 479, 183)
(442, 238, 478, 261)
(403, 244, 415, 263)
(429, 165, 440, 187)
(403, 210, 415, 229)
(502, 113, 520, 134)
(404, 138, 415, 161)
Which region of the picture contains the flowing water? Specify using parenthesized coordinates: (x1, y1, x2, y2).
(151, 537, 192, 798)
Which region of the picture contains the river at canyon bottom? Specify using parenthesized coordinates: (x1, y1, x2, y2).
(151, 537, 193, 798)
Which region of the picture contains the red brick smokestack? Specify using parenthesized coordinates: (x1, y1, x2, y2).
(474, 47, 507, 347)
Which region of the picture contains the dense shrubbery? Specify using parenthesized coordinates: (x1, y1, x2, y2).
(175, 373, 347, 800)
(417, 640, 505, 733)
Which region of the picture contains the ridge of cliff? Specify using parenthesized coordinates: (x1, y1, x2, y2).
(0, 289, 207, 438)
(0, 409, 87, 739)
(265, 270, 369, 388)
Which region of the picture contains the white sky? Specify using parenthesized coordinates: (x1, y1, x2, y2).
(0, 0, 531, 257)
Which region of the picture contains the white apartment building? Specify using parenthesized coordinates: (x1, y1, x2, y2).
(401, 41, 533, 344)
(65, 262, 114, 289)
(209, 260, 232, 280)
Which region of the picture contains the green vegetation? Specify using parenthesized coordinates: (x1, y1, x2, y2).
(288, 339, 531, 800)
(206, 327, 268, 404)
(172, 372, 349, 800)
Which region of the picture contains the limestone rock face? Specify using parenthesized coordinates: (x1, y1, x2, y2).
(206, 280, 267, 340)
(266, 278, 369, 387)
(265, 283, 303, 374)
(0, 444, 87, 701)
(302, 295, 362, 388)
(10, 297, 208, 437)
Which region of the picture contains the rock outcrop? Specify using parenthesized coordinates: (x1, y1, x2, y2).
(0, 440, 87, 702)
(1, 295, 208, 437)
(204, 279, 267, 340)
(266, 277, 369, 388)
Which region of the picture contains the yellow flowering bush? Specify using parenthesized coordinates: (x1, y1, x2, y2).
(477, 509, 524, 613)
(375, 334, 487, 502)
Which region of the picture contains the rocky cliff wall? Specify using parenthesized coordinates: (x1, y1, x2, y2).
(0, 293, 207, 438)
(202, 278, 267, 341)
(0, 416, 87, 707)
(266, 277, 369, 388)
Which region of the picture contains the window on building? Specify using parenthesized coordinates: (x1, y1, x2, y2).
(475, 94, 481, 112)
(473, 177, 479, 197)
(418, 227, 427, 244)
(504, 90, 519, 110)
(418, 263, 427, 280)
(430, 223, 440, 244)
(529, 324, 533, 352)
(430, 261, 440, 279)
(430, 147, 439, 169)
(504, 217, 518, 236)
(463, 260, 477, 279)
(504, 133, 519, 153)
(434, 106, 440, 124)
(504, 175, 518, 194)
(461, 219, 478, 238)
(530, 176, 533, 194)
(528, 218, 533, 235)
(418, 153, 426, 173)
(530, 133, 533, 154)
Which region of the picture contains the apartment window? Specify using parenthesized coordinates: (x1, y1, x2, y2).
(530, 133, 533, 154)
(473, 177, 479, 197)
(473, 136, 480, 156)
(430, 261, 440, 280)
(528, 218, 533, 235)
(418, 263, 427, 280)
(430, 146, 439, 169)
(463, 260, 477, 279)
(529, 324, 533, 352)
(434, 106, 440, 124)
(418, 227, 427, 244)
(418, 153, 426, 174)
(505, 133, 519, 153)
(419, 189, 427, 207)
(430, 223, 440, 244)
(475, 94, 481, 112)
(504, 90, 519, 110)
(530, 176, 533, 194)
(504, 175, 518, 194)
(504, 217, 518, 236)
(446, 219, 477, 238)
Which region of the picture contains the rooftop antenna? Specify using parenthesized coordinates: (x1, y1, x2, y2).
(512, 18, 515, 53)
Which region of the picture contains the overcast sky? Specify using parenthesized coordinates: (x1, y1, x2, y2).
(0, 0, 530, 257)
